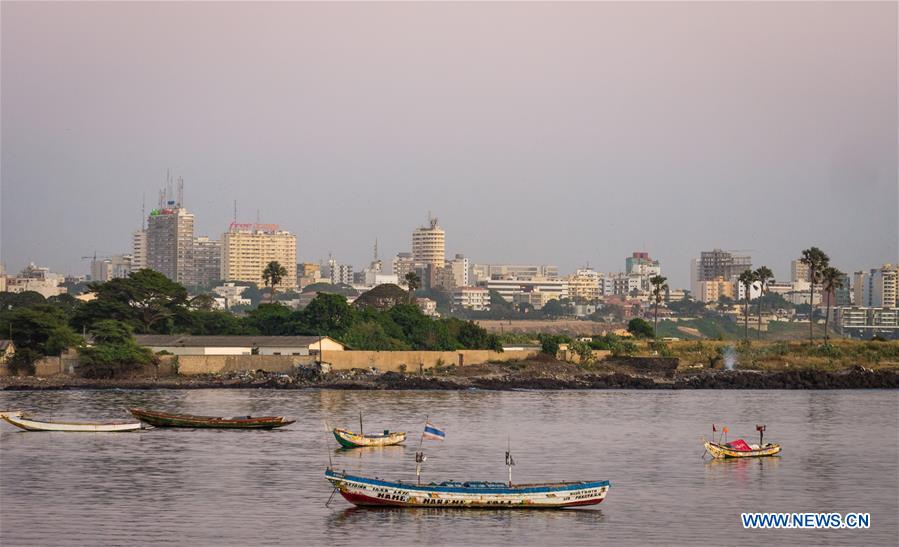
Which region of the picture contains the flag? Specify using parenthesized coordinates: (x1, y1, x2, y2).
(712, 424, 717, 432)
(423, 421, 445, 441)
(723, 426, 729, 434)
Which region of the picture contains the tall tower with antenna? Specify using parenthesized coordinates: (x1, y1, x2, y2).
(177, 176, 184, 208)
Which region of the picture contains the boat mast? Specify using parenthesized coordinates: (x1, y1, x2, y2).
(505, 436, 515, 487)
(415, 415, 427, 484)
(359, 411, 363, 436)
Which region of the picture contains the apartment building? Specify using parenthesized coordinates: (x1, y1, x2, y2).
(147, 207, 195, 285)
(131, 230, 147, 272)
(412, 217, 445, 269)
(221, 223, 297, 290)
(566, 269, 601, 302)
(485, 277, 568, 303)
(193, 236, 222, 287)
(452, 286, 490, 311)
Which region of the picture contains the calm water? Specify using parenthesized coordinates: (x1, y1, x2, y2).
(0, 389, 896, 546)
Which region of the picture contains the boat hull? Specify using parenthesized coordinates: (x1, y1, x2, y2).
(704, 441, 781, 459)
(0, 413, 141, 432)
(129, 408, 294, 429)
(325, 469, 609, 509)
(333, 428, 406, 448)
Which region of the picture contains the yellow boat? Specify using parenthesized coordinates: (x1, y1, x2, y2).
(704, 440, 781, 459)
(333, 428, 406, 448)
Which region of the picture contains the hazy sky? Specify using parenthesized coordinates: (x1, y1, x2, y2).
(2, 2, 897, 287)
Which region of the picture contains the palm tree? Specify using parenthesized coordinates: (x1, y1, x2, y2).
(820, 266, 845, 344)
(649, 275, 668, 336)
(404, 271, 421, 303)
(799, 247, 829, 343)
(738, 269, 756, 341)
(753, 266, 774, 340)
(262, 261, 287, 303)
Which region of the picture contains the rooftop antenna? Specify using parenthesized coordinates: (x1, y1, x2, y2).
(256, 209, 261, 224)
(374, 238, 379, 262)
(177, 176, 184, 207)
(141, 193, 146, 229)
(233, 200, 238, 224)
(166, 168, 173, 204)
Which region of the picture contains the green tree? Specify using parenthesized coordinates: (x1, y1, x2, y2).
(627, 317, 655, 339)
(404, 272, 421, 303)
(73, 269, 190, 333)
(753, 266, 774, 340)
(800, 247, 829, 343)
(302, 293, 357, 336)
(649, 275, 668, 335)
(244, 303, 295, 335)
(188, 310, 254, 335)
(341, 321, 409, 350)
(262, 261, 288, 304)
(542, 299, 566, 318)
(738, 269, 757, 341)
(76, 320, 156, 379)
(538, 334, 565, 357)
(189, 293, 217, 311)
(820, 266, 845, 344)
(0, 306, 81, 373)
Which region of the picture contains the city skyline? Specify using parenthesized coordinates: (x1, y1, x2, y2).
(2, 2, 897, 288)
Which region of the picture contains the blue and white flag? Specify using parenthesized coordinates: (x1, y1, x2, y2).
(422, 421, 445, 441)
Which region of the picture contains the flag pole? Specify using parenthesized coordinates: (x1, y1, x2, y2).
(416, 415, 428, 485)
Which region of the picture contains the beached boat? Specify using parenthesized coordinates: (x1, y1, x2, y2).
(703, 439, 781, 459)
(0, 411, 141, 432)
(325, 468, 610, 508)
(129, 408, 294, 429)
(333, 428, 406, 448)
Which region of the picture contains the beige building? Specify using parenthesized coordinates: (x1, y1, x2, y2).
(147, 207, 195, 285)
(791, 259, 811, 283)
(412, 217, 445, 269)
(697, 276, 735, 303)
(221, 223, 297, 290)
(392, 252, 415, 282)
(131, 230, 147, 272)
(452, 286, 490, 311)
(566, 269, 601, 302)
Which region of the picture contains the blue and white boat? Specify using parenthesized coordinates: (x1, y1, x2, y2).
(324, 469, 610, 509)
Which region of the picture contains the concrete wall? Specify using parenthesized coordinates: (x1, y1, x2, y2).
(175, 349, 539, 375)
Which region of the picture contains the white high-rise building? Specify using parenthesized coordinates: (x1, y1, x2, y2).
(412, 217, 445, 269)
(147, 207, 195, 284)
(131, 230, 147, 272)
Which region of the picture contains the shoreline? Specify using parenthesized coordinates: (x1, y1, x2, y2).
(3, 367, 898, 391)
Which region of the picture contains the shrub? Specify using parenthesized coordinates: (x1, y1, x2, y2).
(627, 318, 655, 339)
(76, 320, 156, 379)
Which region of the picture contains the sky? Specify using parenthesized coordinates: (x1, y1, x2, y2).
(2, 1, 897, 288)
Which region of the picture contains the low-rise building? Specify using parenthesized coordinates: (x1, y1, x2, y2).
(5, 263, 66, 298)
(835, 307, 899, 340)
(452, 286, 490, 311)
(416, 297, 439, 317)
(486, 277, 568, 303)
(134, 335, 346, 356)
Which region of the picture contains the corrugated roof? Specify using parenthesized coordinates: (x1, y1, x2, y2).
(133, 335, 343, 348)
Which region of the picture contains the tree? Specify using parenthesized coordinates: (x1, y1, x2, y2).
(73, 269, 190, 334)
(800, 247, 829, 343)
(404, 272, 421, 303)
(77, 320, 155, 379)
(262, 261, 288, 304)
(627, 317, 655, 339)
(0, 306, 81, 370)
(541, 299, 567, 318)
(649, 275, 668, 335)
(753, 266, 774, 340)
(738, 269, 757, 341)
(538, 334, 566, 357)
(189, 293, 217, 311)
(820, 266, 845, 344)
(302, 293, 357, 336)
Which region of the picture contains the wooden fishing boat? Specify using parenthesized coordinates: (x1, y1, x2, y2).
(333, 428, 406, 448)
(129, 408, 294, 429)
(0, 411, 141, 432)
(703, 440, 781, 459)
(325, 468, 610, 508)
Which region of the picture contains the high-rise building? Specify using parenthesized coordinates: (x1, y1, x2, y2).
(147, 207, 195, 285)
(412, 217, 445, 269)
(790, 259, 811, 283)
(872, 264, 898, 308)
(221, 223, 297, 290)
(131, 230, 147, 272)
(567, 269, 601, 302)
(625, 252, 661, 277)
(192, 236, 222, 287)
(691, 249, 751, 297)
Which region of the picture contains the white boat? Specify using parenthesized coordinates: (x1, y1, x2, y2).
(0, 411, 141, 432)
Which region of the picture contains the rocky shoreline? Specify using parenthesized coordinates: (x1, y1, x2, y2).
(3, 366, 898, 391)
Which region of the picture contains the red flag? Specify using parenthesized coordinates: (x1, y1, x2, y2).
(712, 424, 717, 432)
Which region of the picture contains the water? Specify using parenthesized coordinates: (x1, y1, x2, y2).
(1, 389, 896, 546)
